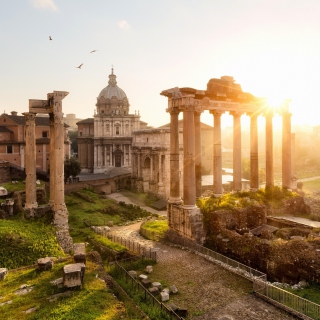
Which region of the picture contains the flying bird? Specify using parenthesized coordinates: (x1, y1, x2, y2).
(90, 50, 97, 53)
(76, 63, 83, 69)
(49, 36, 52, 40)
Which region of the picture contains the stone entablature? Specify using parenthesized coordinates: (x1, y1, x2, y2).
(161, 76, 293, 243)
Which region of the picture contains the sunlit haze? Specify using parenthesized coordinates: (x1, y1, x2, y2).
(1, 0, 320, 129)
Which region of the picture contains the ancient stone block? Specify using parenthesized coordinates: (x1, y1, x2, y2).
(152, 282, 162, 290)
(73, 243, 86, 264)
(145, 265, 153, 273)
(160, 291, 169, 302)
(63, 263, 86, 288)
(170, 284, 178, 294)
(37, 257, 53, 271)
(128, 270, 137, 278)
(149, 287, 159, 294)
(139, 274, 148, 280)
(0, 268, 8, 281)
(141, 279, 151, 288)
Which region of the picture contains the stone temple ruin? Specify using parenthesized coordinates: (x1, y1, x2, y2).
(24, 91, 72, 252)
(161, 76, 293, 243)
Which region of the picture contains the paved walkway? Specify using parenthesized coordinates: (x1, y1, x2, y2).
(106, 192, 167, 216)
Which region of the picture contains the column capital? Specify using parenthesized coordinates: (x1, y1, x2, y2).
(230, 111, 243, 117)
(166, 106, 180, 115)
(209, 110, 224, 116)
(23, 112, 36, 125)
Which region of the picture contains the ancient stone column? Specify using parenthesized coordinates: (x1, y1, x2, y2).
(150, 152, 154, 182)
(265, 112, 274, 188)
(282, 111, 292, 189)
(137, 152, 141, 177)
(211, 110, 223, 195)
(168, 108, 182, 204)
(250, 113, 259, 190)
(23, 112, 38, 211)
(194, 111, 202, 198)
(49, 113, 55, 206)
(232, 111, 242, 191)
(183, 107, 196, 206)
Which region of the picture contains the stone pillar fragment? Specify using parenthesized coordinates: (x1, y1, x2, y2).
(23, 112, 38, 212)
(250, 113, 259, 190)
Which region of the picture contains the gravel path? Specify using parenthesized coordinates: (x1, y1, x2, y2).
(110, 222, 298, 320)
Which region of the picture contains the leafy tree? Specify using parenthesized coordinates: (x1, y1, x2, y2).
(64, 156, 81, 183)
(68, 130, 78, 154)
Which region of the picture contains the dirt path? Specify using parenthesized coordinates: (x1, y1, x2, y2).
(110, 222, 298, 320)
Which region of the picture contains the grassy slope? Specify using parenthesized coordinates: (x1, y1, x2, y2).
(0, 260, 135, 320)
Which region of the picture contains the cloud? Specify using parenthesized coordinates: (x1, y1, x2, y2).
(30, 0, 58, 11)
(117, 20, 131, 31)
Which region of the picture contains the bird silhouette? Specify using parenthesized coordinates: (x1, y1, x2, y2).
(76, 63, 83, 69)
(90, 50, 97, 53)
(49, 36, 52, 40)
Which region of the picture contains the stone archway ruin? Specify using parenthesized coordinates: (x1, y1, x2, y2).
(24, 91, 72, 252)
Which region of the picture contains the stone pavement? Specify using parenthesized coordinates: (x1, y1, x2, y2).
(271, 215, 320, 228)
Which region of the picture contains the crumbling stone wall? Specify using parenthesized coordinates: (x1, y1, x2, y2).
(204, 203, 320, 284)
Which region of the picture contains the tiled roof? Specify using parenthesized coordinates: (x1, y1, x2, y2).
(0, 126, 13, 133)
(77, 118, 94, 124)
(2, 114, 68, 127)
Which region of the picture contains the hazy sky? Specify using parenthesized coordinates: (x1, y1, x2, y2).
(1, 0, 320, 128)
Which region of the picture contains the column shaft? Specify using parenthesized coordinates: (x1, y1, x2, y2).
(49, 113, 55, 205)
(265, 113, 274, 188)
(183, 109, 196, 205)
(194, 112, 202, 198)
(232, 112, 242, 191)
(24, 112, 38, 209)
(282, 112, 292, 188)
(250, 114, 259, 190)
(169, 110, 181, 203)
(212, 111, 223, 195)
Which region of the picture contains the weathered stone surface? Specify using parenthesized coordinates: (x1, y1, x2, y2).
(145, 265, 153, 274)
(128, 270, 137, 278)
(152, 282, 162, 290)
(56, 229, 73, 253)
(50, 277, 63, 287)
(63, 263, 86, 288)
(139, 274, 148, 280)
(149, 287, 159, 294)
(160, 291, 169, 301)
(0, 268, 8, 281)
(141, 279, 151, 288)
(37, 257, 53, 271)
(24, 306, 38, 314)
(0, 300, 12, 306)
(170, 285, 178, 294)
(14, 284, 34, 295)
(73, 243, 86, 264)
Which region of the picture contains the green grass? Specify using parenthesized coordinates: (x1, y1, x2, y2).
(301, 179, 320, 194)
(0, 219, 65, 269)
(2, 181, 45, 192)
(0, 260, 137, 320)
(140, 220, 168, 241)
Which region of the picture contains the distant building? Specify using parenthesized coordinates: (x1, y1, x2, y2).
(64, 114, 82, 131)
(131, 120, 214, 198)
(77, 69, 149, 173)
(0, 111, 70, 174)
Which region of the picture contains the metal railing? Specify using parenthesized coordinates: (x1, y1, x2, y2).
(107, 233, 157, 262)
(167, 233, 320, 319)
(114, 258, 185, 320)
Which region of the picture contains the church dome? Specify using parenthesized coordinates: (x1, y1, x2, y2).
(98, 69, 127, 100)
